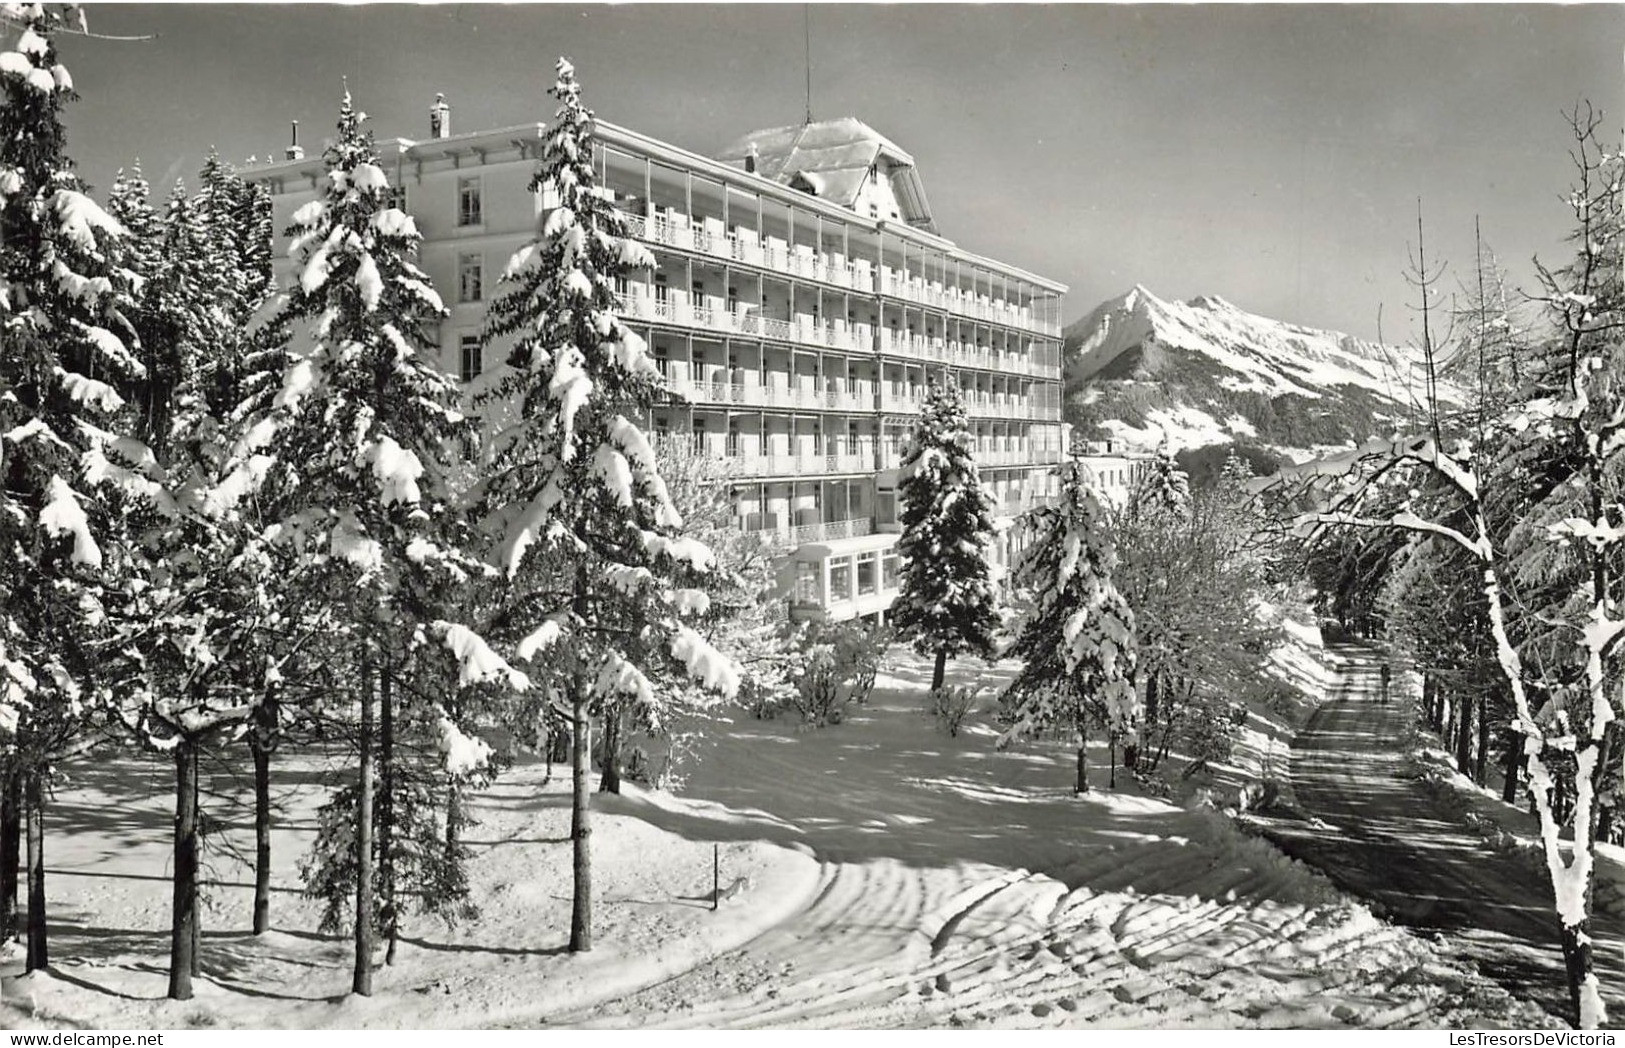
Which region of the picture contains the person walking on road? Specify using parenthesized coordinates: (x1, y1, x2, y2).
(1380, 662, 1391, 706)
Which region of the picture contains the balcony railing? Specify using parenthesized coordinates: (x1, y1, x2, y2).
(876, 446, 1064, 470)
(874, 330, 1063, 378)
(662, 377, 873, 413)
(759, 517, 874, 545)
(620, 209, 1061, 337)
(614, 290, 877, 354)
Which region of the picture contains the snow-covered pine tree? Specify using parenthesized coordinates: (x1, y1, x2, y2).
(475, 57, 739, 953)
(0, 5, 140, 973)
(214, 91, 508, 997)
(1133, 440, 1190, 519)
(613, 441, 790, 784)
(301, 633, 499, 962)
(999, 450, 1138, 793)
(892, 379, 1001, 691)
(101, 160, 303, 998)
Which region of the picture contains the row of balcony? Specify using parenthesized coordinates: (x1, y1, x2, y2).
(752, 517, 876, 546)
(622, 210, 1063, 337)
(875, 447, 1059, 469)
(613, 289, 1062, 379)
(875, 390, 1063, 421)
(649, 437, 1065, 477)
(753, 491, 1053, 553)
(875, 329, 1057, 375)
(661, 378, 1062, 421)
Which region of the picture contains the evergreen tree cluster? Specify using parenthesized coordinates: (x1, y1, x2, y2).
(0, 27, 743, 1003)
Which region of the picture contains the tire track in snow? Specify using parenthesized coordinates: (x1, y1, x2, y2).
(548, 840, 1536, 1029)
(526, 657, 1550, 1029)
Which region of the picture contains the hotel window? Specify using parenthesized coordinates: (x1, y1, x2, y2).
(830, 560, 852, 602)
(457, 176, 482, 226)
(857, 554, 877, 596)
(795, 562, 820, 604)
(459, 335, 482, 384)
(458, 253, 483, 303)
(655, 275, 669, 304)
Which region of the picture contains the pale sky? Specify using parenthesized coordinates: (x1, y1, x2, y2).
(59, 3, 1625, 341)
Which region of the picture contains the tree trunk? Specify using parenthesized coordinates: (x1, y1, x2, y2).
(379, 666, 397, 967)
(569, 685, 593, 952)
(168, 740, 198, 1000)
(446, 782, 462, 858)
(1561, 918, 1598, 1027)
(24, 768, 46, 972)
(249, 689, 278, 936)
(1074, 716, 1089, 795)
(1503, 728, 1523, 804)
(1, 765, 20, 942)
(1475, 692, 1490, 785)
(599, 701, 622, 795)
(931, 648, 947, 692)
(251, 738, 271, 934)
(1454, 691, 1472, 776)
(1423, 673, 1440, 732)
(1108, 735, 1117, 790)
(191, 746, 201, 978)
(353, 654, 375, 997)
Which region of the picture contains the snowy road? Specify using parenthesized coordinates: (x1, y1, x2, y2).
(518, 654, 1546, 1029)
(1262, 644, 1625, 1023)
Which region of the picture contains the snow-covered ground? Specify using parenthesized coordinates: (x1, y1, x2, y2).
(0, 752, 817, 1029)
(1, 642, 1548, 1028)
(1404, 699, 1625, 927)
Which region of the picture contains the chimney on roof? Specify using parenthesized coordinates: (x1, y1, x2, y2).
(430, 93, 450, 139)
(745, 142, 758, 175)
(284, 120, 304, 161)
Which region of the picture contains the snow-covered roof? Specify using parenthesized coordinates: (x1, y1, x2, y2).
(716, 117, 938, 235)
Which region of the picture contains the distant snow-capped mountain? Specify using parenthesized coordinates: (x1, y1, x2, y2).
(1064, 286, 1447, 461)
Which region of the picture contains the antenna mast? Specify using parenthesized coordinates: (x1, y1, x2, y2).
(804, 4, 813, 125)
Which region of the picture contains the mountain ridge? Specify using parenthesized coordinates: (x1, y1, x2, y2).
(1063, 286, 1443, 461)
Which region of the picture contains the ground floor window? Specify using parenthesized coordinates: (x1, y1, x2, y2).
(857, 553, 878, 596)
(829, 560, 853, 603)
(795, 561, 821, 604)
(882, 553, 900, 592)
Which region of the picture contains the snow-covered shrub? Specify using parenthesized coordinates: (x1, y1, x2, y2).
(788, 622, 889, 727)
(931, 683, 980, 737)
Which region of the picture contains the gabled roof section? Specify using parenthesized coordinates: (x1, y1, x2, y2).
(716, 117, 938, 234)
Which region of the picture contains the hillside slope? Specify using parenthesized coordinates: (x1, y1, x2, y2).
(1065, 287, 1446, 460)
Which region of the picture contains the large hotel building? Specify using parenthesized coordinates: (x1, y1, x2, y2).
(246, 101, 1075, 623)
